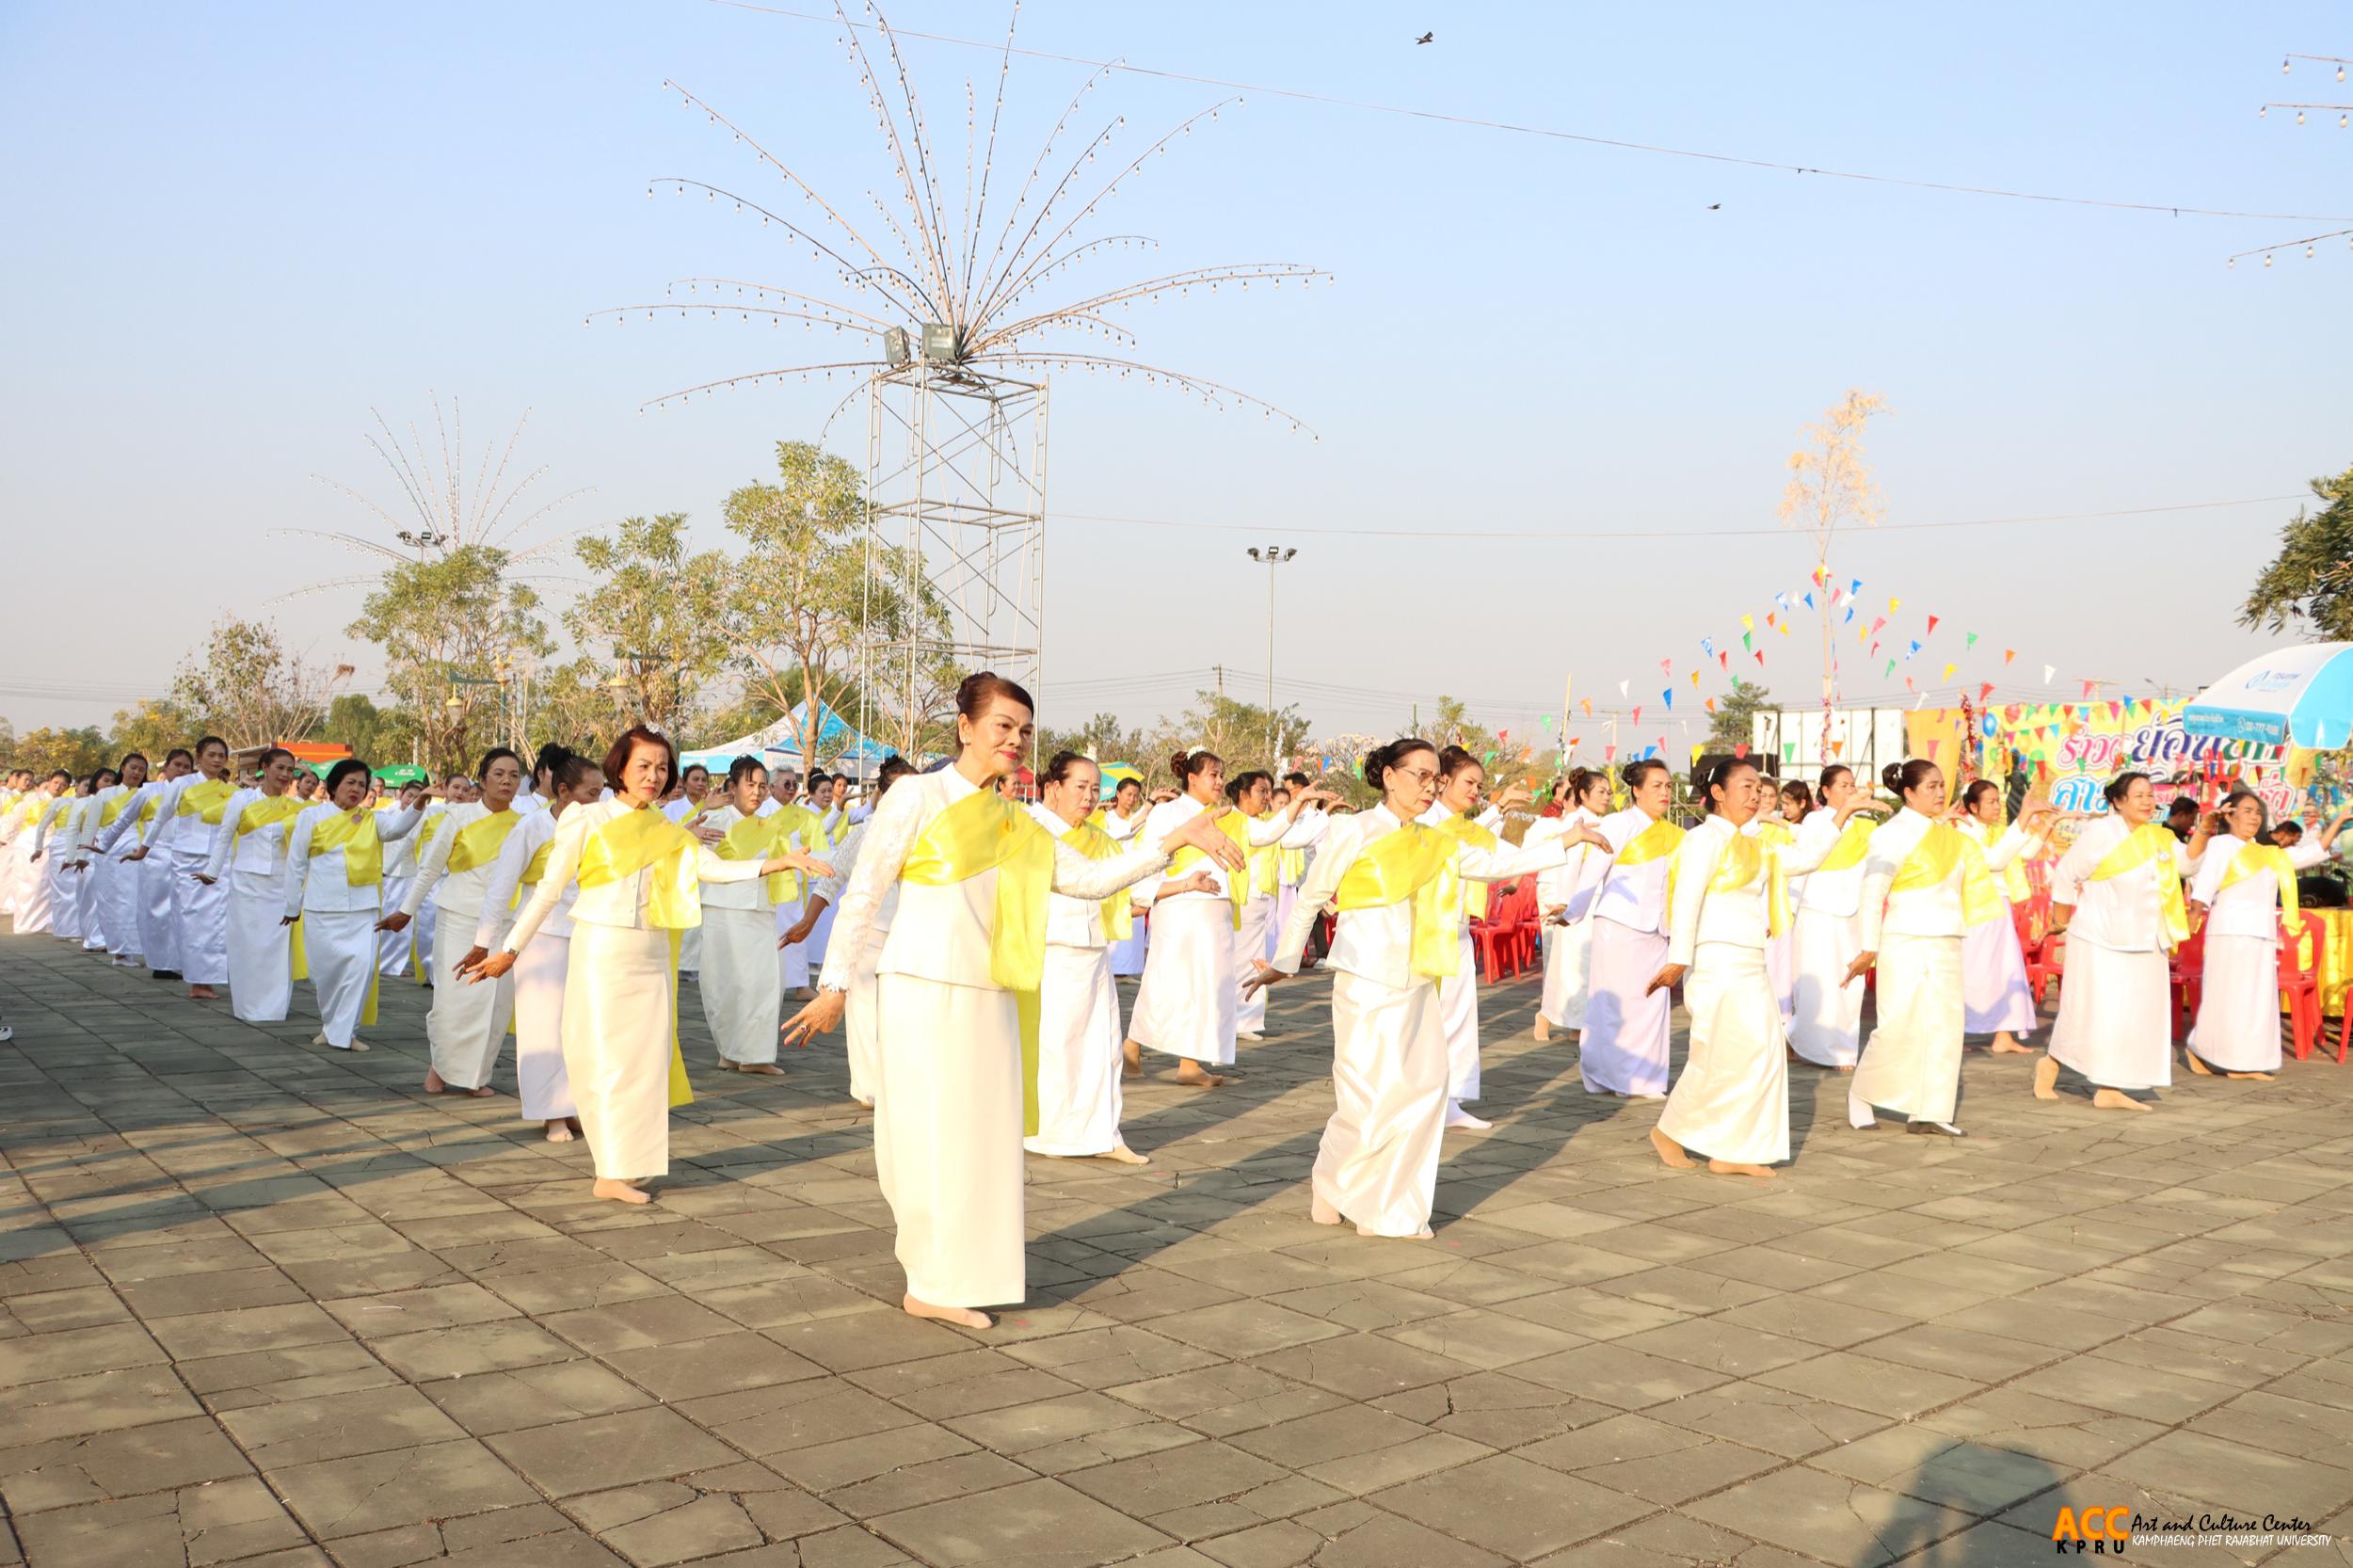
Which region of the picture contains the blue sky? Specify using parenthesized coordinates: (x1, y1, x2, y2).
(3, 2, 2346, 746)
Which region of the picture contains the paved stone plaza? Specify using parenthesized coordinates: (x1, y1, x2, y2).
(6, 929, 2353, 1568)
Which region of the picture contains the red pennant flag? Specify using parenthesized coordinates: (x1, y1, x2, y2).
(1753, 650, 1765, 665)
(1734, 743, 1749, 760)
(1927, 615, 1941, 637)
(1605, 744, 1616, 762)
(2081, 679, 2099, 698)
(1977, 682, 1994, 702)
(1632, 706, 1642, 725)
(1718, 651, 1729, 670)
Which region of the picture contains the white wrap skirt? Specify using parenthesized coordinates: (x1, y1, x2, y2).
(376, 875, 418, 978)
(700, 904, 781, 1065)
(2186, 934, 2283, 1074)
(1128, 897, 1238, 1066)
(775, 897, 811, 991)
(137, 855, 181, 972)
(1317, 969, 1449, 1237)
(172, 851, 230, 985)
(1851, 933, 1964, 1124)
(1539, 915, 1592, 1030)
(514, 932, 576, 1121)
(225, 873, 293, 1023)
(2051, 938, 2173, 1092)
(845, 927, 885, 1106)
(305, 908, 378, 1048)
(1786, 905, 1865, 1067)
(1579, 917, 1671, 1096)
(561, 922, 676, 1180)
(1962, 905, 2037, 1037)
(1437, 928, 1481, 1102)
(426, 900, 514, 1090)
(1026, 943, 1125, 1157)
(1234, 894, 1275, 1034)
(1107, 911, 1148, 978)
(1659, 942, 1789, 1165)
(102, 854, 142, 958)
(873, 971, 1026, 1307)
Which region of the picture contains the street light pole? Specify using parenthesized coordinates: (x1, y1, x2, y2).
(1246, 545, 1297, 769)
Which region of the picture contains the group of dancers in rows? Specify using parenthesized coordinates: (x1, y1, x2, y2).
(2, 681, 2343, 1330)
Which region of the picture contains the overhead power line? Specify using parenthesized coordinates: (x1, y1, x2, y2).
(712, 2, 2353, 224)
(1050, 493, 2302, 542)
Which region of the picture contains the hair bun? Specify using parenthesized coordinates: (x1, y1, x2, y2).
(1881, 761, 1906, 793)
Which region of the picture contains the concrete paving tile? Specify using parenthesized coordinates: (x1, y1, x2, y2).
(1509, 1340, 1734, 1409)
(1806, 1424, 2081, 1512)
(144, 1302, 349, 1360)
(1751, 1350, 1984, 1418)
(220, 1382, 467, 1464)
(871, 1476, 1174, 1568)
(0, 1363, 202, 1443)
(268, 1437, 539, 1540)
(1645, 1378, 1892, 1459)
(422, 1360, 654, 1436)
(600, 1330, 827, 1401)
(483, 1407, 732, 1498)
(821, 1449, 1035, 1518)
(0, 1320, 166, 1385)
(1371, 1450, 1651, 1558)
(1684, 1464, 1977, 1566)
(1250, 1332, 1481, 1400)
(0, 1413, 252, 1514)
(1518, 1412, 1783, 1504)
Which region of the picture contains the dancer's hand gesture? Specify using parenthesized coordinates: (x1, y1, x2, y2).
(376, 911, 411, 934)
(462, 951, 516, 984)
(1239, 960, 1286, 1000)
(1491, 780, 1534, 813)
(1166, 811, 1246, 871)
(1843, 951, 1876, 984)
(780, 990, 845, 1048)
(1644, 963, 1685, 997)
(1170, 870, 1218, 897)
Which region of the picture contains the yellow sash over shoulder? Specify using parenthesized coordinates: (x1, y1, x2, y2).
(1816, 815, 1876, 874)
(1890, 823, 2005, 928)
(310, 809, 383, 887)
(1336, 821, 1462, 980)
(1060, 820, 1136, 942)
(98, 789, 135, 829)
(1711, 831, 1790, 937)
(178, 777, 239, 825)
(2090, 822, 2190, 946)
(2218, 840, 2300, 927)
(234, 794, 308, 840)
(447, 809, 522, 873)
(1433, 812, 1498, 920)
(901, 786, 1057, 1135)
(1164, 808, 1251, 928)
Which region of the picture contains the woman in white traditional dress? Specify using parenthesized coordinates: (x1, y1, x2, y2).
(1229, 770, 1330, 1043)
(376, 776, 430, 982)
(1847, 760, 2051, 1137)
(1245, 737, 1609, 1239)
(1648, 758, 1799, 1179)
(1577, 760, 1685, 1097)
(760, 769, 819, 999)
(0, 771, 34, 919)
(696, 756, 795, 1076)
(96, 747, 192, 974)
(464, 750, 601, 1140)
(469, 727, 827, 1207)
(142, 735, 238, 1001)
(8, 773, 72, 935)
(1753, 780, 1814, 1021)
(86, 755, 146, 961)
(1028, 752, 1214, 1165)
(1531, 769, 1611, 1044)
(285, 760, 424, 1051)
(2183, 793, 2345, 1080)
(381, 749, 525, 1096)
(1100, 776, 1154, 979)
(783, 675, 1242, 1327)
(1786, 765, 1887, 1069)
(1955, 779, 2056, 1055)
(1125, 749, 1330, 1087)
(1420, 747, 1534, 1129)
(2038, 773, 2196, 1112)
(43, 774, 101, 945)
(202, 748, 307, 1024)
(791, 757, 918, 1107)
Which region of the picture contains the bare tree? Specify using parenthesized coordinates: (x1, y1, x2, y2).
(170, 616, 352, 749)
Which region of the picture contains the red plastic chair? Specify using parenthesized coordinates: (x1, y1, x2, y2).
(2279, 910, 2328, 1061)
(1471, 877, 1531, 984)
(2013, 901, 2055, 1006)
(2169, 920, 2208, 1037)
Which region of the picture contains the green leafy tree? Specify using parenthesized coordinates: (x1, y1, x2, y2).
(319, 693, 414, 766)
(352, 545, 551, 774)
(1161, 691, 1314, 779)
(1040, 712, 1148, 766)
(524, 655, 631, 760)
(169, 616, 345, 749)
(2242, 465, 2353, 641)
(723, 440, 954, 763)
(13, 727, 110, 778)
(108, 697, 197, 762)
(1425, 696, 1499, 763)
(1707, 680, 1774, 753)
(566, 513, 731, 736)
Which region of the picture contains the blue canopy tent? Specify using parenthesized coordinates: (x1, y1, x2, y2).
(2182, 643, 2353, 749)
(680, 700, 903, 776)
